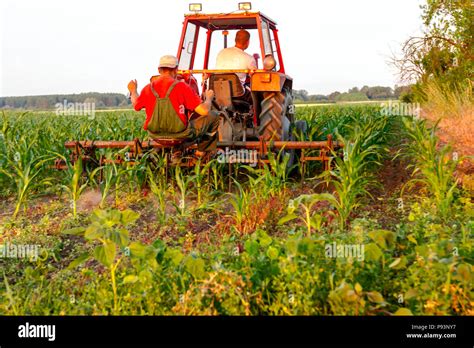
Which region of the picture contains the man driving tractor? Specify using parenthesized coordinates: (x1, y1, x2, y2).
(216, 29, 257, 86)
(127, 55, 219, 158)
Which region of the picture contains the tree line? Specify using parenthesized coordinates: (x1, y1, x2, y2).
(0, 93, 131, 110)
(1, 85, 414, 109)
(293, 85, 413, 104)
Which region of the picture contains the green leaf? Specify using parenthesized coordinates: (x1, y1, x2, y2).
(415, 245, 429, 258)
(107, 210, 122, 227)
(407, 234, 418, 245)
(91, 209, 109, 223)
(184, 256, 205, 279)
(364, 243, 383, 261)
(285, 238, 298, 255)
(129, 241, 146, 258)
(62, 227, 85, 236)
(121, 209, 140, 225)
(310, 214, 323, 229)
(256, 230, 272, 247)
(278, 213, 298, 225)
(138, 269, 153, 283)
(405, 288, 418, 300)
(123, 275, 139, 284)
(94, 241, 116, 267)
(389, 256, 407, 270)
(394, 308, 413, 316)
(244, 239, 259, 257)
(389, 258, 401, 268)
(110, 228, 130, 247)
(266, 246, 279, 260)
(165, 248, 184, 266)
(67, 253, 89, 270)
(367, 291, 385, 304)
(84, 223, 103, 240)
(368, 230, 396, 250)
(153, 239, 167, 263)
(456, 263, 471, 282)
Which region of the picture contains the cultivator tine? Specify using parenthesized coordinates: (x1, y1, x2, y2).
(228, 160, 232, 192)
(258, 136, 270, 168)
(53, 158, 67, 170)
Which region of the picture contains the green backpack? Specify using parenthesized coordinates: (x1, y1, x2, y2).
(147, 80, 191, 138)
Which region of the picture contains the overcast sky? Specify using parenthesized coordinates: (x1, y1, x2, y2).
(0, 0, 424, 97)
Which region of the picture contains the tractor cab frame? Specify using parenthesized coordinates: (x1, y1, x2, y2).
(175, 10, 294, 143)
(177, 11, 286, 73)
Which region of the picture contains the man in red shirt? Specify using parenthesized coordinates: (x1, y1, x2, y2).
(127, 55, 218, 156)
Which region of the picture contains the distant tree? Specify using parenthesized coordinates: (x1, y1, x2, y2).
(394, 85, 413, 99)
(366, 86, 394, 100)
(348, 87, 359, 94)
(293, 90, 309, 102)
(335, 92, 369, 102)
(308, 94, 328, 102)
(328, 91, 341, 102)
(0, 93, 130, 110)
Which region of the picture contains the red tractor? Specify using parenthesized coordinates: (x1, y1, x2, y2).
(176, 2, 300, 144)
(62, 3, 341, 173)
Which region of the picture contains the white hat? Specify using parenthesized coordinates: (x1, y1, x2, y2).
(159, 55, 179, 69)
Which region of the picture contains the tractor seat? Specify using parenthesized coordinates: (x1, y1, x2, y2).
(209, 73, 245, 98)
(153, 138, 187, 147)
(209, 73, 252, 111)
(149, 127, 193, 147)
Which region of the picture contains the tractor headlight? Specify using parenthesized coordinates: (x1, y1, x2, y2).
(189, 3, 202, 12)
(238, 2, 252, 11)
(263, 55, 276, 71)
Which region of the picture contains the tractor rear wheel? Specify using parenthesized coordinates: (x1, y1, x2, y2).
(258, 90, 293, 141)
(258, 89, 295, 168)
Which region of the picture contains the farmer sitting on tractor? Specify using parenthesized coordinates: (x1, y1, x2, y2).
(127, 55, 219, 157)
(216, 29, 257, 86)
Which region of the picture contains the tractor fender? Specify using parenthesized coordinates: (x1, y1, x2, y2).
(251, 72, 292, 92)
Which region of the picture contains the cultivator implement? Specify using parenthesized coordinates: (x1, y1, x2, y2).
(57, 136, 342, 174)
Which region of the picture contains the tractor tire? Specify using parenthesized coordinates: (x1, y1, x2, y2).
(258, 90, 293, 141)
(259, 89, 296, 169)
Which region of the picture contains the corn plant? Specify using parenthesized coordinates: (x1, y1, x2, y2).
(173, 166, 193, 216)
(147, 167, 168, 224)
(228, 180, 251, 234)
(209, 159, 226, 192)
(400, 117, 460, 220)
(0, 143, 53, 217)
(91, 161, 116, 208)
(57, 156, 88, 217)
(192, 159, 214, 206)
(278, 193, 331, 236)
(90, 151, 132, 208)
(327, 135, 382, 229)
(245, 149, 291, 198)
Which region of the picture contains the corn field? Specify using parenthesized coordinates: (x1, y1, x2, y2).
(0, 105, 472, 315)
